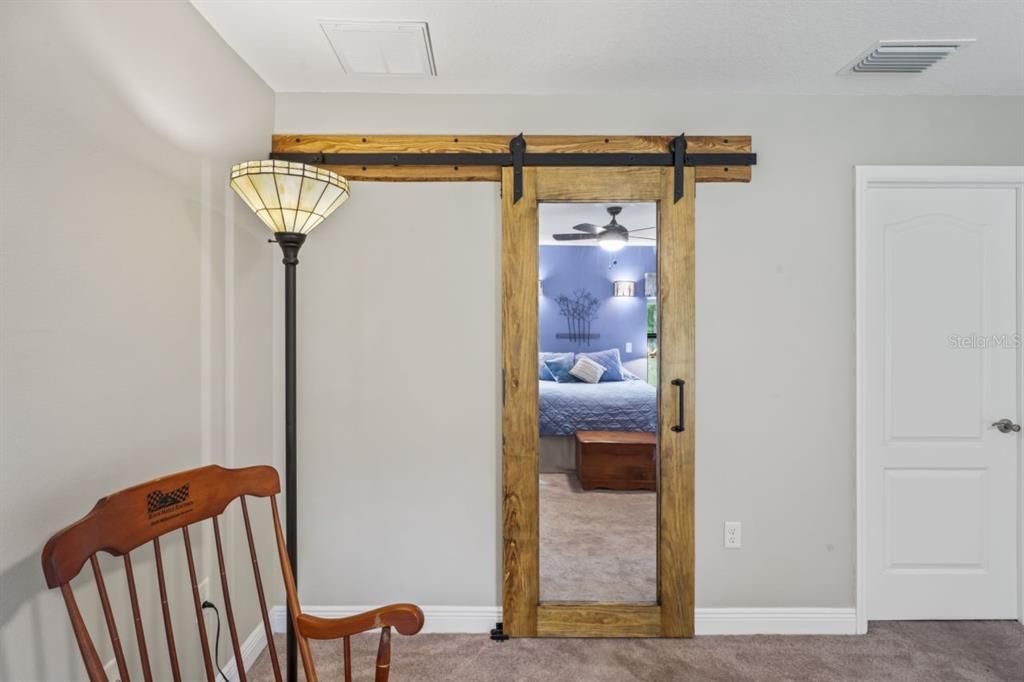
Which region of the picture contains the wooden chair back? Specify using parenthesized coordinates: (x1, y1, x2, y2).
(42, 465, 291, 682)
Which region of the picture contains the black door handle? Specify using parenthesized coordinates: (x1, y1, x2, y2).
(671, 379, 685, 432)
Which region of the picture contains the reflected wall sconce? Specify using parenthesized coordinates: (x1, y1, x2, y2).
(644, 272, 657, 298)
(613, 280, 636, 297)
(230, 159, 349, 682)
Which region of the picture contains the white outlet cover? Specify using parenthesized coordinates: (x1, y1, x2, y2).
(724, 521, 742, 549)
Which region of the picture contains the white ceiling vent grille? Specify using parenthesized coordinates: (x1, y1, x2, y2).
(843, 39, 974, 74)
(321, 21, 436, 76)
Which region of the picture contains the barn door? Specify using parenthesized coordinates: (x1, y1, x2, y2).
(501, 166, 694, 637)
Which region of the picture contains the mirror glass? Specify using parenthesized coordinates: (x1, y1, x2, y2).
(537, 201, 658, 603)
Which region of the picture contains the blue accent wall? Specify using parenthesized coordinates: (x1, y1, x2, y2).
(539, 245, 655, 362)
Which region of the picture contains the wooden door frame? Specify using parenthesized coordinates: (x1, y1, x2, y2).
(502, 166, 695, 637)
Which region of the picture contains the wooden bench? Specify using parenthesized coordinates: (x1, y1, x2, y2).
(575, 430, 657, 491)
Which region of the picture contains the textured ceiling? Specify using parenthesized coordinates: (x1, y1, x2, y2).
(540, 203, 657, 246)
(192, 0, 1024, 95)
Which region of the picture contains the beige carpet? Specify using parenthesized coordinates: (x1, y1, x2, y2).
(539, 473, 656, 602)
(248, 621, 1024, 681)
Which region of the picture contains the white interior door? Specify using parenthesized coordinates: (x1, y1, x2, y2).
(858, 166, 1024, 622)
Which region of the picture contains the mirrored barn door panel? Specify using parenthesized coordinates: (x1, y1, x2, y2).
(537, 202, 659, 603)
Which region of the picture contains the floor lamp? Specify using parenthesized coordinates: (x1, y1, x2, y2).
(230, 160, 349, 682)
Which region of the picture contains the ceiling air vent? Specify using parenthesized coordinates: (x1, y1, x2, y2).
(843, 39, 974, 74)
(321, 20, 436, 76)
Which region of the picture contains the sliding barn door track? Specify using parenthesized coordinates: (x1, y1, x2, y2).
(271, 133, 757, 203)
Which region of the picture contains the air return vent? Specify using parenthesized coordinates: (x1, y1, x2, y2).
(843, 39, 974, 74)
(321, 21, 436, 76)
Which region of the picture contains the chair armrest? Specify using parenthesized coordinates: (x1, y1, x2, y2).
(296, 603, 424, 640)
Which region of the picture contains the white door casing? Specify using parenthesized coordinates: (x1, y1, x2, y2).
(856, 166, 1024, 631)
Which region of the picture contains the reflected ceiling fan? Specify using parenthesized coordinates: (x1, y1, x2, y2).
(552, 206, 655, 252)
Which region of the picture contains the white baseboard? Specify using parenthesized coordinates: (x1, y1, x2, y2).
(217, 623, 269, 682)
(695, 608, 858, 635)
(269, 605, 858, 636)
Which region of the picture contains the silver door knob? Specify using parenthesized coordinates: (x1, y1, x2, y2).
(992, 419, 1021, 434)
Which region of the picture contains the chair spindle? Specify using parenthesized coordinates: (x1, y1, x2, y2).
(375, 626, 392, 682)
(241, 495, 282, 682)
(152, 537, 182, 682)
(61, 583, 107, 682)
(90, 555, 130, 682)
(182, 526, 216, 682)
(123, 554, 154, 682)
(43, 465, 423, 682)
(343, 635, 352, 682)
(212, 515, 246, 682)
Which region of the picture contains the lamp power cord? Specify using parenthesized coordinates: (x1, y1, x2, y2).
(201, 600, 230, 681)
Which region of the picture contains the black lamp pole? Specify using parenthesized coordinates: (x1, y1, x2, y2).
(276, 231, 305, 682)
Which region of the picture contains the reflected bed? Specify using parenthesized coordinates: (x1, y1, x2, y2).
(539, 379, 657, 437)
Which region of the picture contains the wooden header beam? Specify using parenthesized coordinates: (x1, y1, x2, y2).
(271, 134, 754, 184)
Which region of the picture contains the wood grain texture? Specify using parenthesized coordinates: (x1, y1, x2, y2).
(182, 526, 216, 682)
(60, 584, 108, 682)
(41, 465, 280, 588)
(536, 604, 661, 637)
(501, 166, 540, 637)
(90, 556, 129, 682)
(315, 164, 745, 183)
(123, 554, 154, 682)
(212, 517, 246, 682)
(697, 165, 751, 183)
(240, 496, 282, 682)
(41, 465, 424, 682)
(502, 166, 694, 637)
(273, 134, 751, 155)
(575, 431, 657, 491)
(320, 165, 501, 182)
(657, 167, 696, 637)
(535, 167, 664, 201)
(298, 604, 424, 640)
(272, 134, 753, 183)
(153, 538, 182, 682)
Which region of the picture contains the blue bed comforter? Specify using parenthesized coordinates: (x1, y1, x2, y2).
(539, 380, 657, 436)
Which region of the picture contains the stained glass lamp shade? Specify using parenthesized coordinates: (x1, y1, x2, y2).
(230, 160, 349, 234)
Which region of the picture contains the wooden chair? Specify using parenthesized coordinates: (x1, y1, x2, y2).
(41, 465, 424, 682)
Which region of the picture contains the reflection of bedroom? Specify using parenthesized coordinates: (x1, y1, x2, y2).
(537, 202, 658, 602)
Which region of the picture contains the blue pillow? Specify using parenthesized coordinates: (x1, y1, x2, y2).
(575, 349, 624, 382)
(538, 352, 565, 381)
(542, 353, 577, 383)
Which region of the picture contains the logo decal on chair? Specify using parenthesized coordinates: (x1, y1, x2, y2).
(146, 483, 193, 522)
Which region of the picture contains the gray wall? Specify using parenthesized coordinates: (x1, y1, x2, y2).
(0, 2, 277, 680)
(276, 93, 1024, 609)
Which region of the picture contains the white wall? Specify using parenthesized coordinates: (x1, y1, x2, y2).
(0, 2, 276, 680)
(276, 93, 1024, 610)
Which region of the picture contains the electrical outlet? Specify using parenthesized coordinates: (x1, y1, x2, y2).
(104, 658, 119, 681)
(625, 342, 633, 353)
(199, 578, 210, 603)
(724, 521, 742, 549)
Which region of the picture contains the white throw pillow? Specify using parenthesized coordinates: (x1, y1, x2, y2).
(569, 356, 606, 384)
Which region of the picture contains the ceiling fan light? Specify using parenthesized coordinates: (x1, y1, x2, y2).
(599, 232, 627, 252)
(230, 160, 349, 234)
